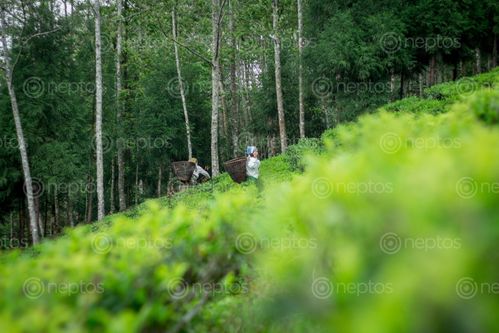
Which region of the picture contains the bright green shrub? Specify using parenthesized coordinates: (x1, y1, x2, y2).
(243, 97, 499, 333)
(258, 155, 296, 186)
(382, 96, 447, 114)
(284, 138, 324, 171)
(452, 88, 499, 125)
(0, 188, 255, 333)
(424, 68, 498, 103)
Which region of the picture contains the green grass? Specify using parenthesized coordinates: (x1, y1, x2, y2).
(1, 69, 498, 332)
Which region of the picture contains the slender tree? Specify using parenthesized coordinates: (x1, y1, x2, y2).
(229, 0, 240, 156)
(211, 0, 223, 176)
(492, 34, 497, 68)
(116, 0, 126, 211)
(297, 0, 305, 138)
(94, 0, 105, 220)
(110, 157, 115, 213)
(272, 0, 287, 152)
(0, 8, 40, 244)
(157, 164, 162, 198)
(475, 48, 481, 74)
(172, 7, 192, 159)
(219, 76, 229, 140)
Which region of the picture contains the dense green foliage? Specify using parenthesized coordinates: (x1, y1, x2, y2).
(1, 69, 498, 332)
(283, 138, 323, 172)
(1, 0, 498, 243)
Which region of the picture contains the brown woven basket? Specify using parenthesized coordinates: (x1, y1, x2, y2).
(224, 157, 247, 183)
(171, 161, 196, 182)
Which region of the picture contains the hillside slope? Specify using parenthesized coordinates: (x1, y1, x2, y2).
(1, 69, 498, 333)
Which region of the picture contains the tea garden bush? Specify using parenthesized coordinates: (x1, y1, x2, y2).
(1, 69, 498, 332)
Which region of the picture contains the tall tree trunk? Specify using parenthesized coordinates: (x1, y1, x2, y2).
(389, 70, 395, 100)
(270, 135, 277, 157)
(297, 0, 305, 138)
(18, 201, 24, 244)
(0, 14, 40, 245)
(272, 0, 287, 152)
(475, 48, 481, 74)
(399, 72, 405, 99)
(229, 0, 240, 157)
(116, 0, 126, 212)
(157, 164, 162, 198)
(135, 159, 139, 205)
(25, 204, 31, 244)
(10, 212, 13, 240)
(239, 63, 248, 130)
(84, 184, 89, 222)
(243, 62, 253, 126)
(49, 210, 54, 236)
(86, 175, 93, 223)
(437, 55, 443, 84)
(139, 179, 144, 202)
(219, 72, 229, 141)
(493, 35, 497, 68)
(44, 195, 48, 236)
(211, 0, 222, 176)
(419, 73, 423, 97)
(67, 193, 74, 227)
(322, 98, 330, 129)
(54, 190, 59, 234)
(94, 0, 105, 220)
(172, 8, 193, 159)
(35, 195, 44, 238)
(429, 55, 436, 86)
(110, 157, 115, 213)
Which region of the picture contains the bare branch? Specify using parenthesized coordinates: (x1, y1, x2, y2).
(22, 27, 61, 45)
(214, 0, 228, 61)
(11, 27, 61, 73)
(155, 16, 212, 67)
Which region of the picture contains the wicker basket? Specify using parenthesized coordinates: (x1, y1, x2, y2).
(224, 157, 247, 183)
(171, 161, 196, 182)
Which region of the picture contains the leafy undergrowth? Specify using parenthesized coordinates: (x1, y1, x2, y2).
(382, 68, 498, 115)
(1, 69, 498, 333)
